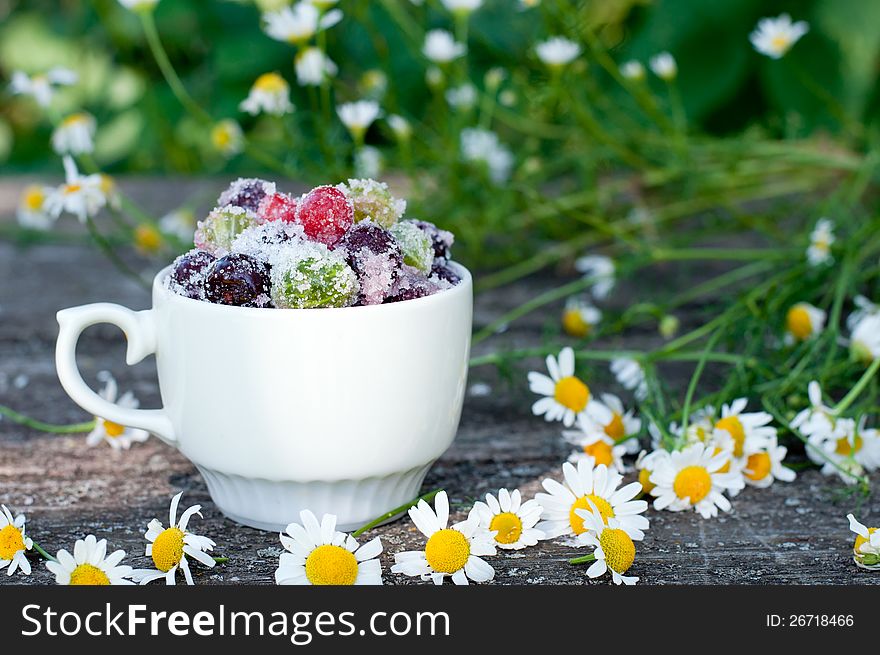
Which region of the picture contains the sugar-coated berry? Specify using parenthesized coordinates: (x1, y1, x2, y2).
(338, 178, 406, 228)
(260, 192, 298, 223)
(409, 219, 454, 263)
(217, 178, 276, 213)
(390, 221, 433, 273)
(339, 222, 403, 305)
(295, 185, 354, 246)
(384, 266, 437, 303)
(270, 253, 359, 309)
(204, 253, 272, 307)
(430, 263, 461, 286)
(194, 206, 259, 255)
(168, 249, 215, 299)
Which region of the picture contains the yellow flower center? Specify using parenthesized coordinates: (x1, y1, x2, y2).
(638, 468, 654, 494)
(604, 413, 625, 440)
(673, 465, 712, 504)
(135, 224, 163, 253)
(489, 512, 523, 545)
(304, 544, 359, 585)
(554, 376, 590, 413)
(63, 183, 82, 195)
(253, 72, 287, 94)
(583, 440, 614, 467)
(61, 113, 89, 128)
(69, 563, 111, 585)
(99, 174, 115, 196)
(151, 527, 185, 572)
(562, 309, 591, 338)
(569, 494, 614, 534)
(23, 186, 45, 211)
(835, 434, 863, 456)
(599, 527, 636, 574)
(715, 415, 746, 457)
(102, 420, 126, 438)
(424, 528, 470, 574)
(745, 452, 772, 481)
(855, 528, 877, 555)
(786, 305, 814, 340)
(0, 524, 25, 560)
(770, 35, 791, 51)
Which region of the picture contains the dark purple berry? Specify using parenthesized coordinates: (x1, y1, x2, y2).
(384, 285, 431, 303)
(430, 263, 461, 285)
(339, 222, 403, 305)
(383, 267, 435, 303)
(409, 219, 454, 263)
(217, 178, 275, 213)
(204, 253, 271, 307)
(169, 249, 215, 299)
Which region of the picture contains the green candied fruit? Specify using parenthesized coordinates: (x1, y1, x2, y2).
(339, 178, 406, 228)
(271, 254, 359, 309)
(194, 206, 259, 255)
(390, 221, 433, 273)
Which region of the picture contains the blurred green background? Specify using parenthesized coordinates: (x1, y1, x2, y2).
(2, 0, 879, 175)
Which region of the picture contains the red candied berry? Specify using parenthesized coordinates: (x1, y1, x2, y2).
(295, 185, 354, 247)
(260, 192, 298, 223)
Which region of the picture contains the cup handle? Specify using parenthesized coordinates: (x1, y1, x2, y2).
(55, 303, 176, 445)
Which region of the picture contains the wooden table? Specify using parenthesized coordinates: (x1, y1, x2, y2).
(1, 178, 876, 585)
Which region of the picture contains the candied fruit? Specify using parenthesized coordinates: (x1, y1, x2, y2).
(338, 178, 406, 228)
(295, 185, 354, 246)
(430, 263, 461, 286)
(270, 250, 359, 309)
(168, 249, 215, 299)
(204, 253, 271, 307)
(260, 192, 298, 223)
(217, 178, 276, 213)
(409, 219, 454, 263)
(194, 206, 259, 255)
(390, 221, 433, 273)
(339, 221, 403, 305)
(384, 265, 438, 303)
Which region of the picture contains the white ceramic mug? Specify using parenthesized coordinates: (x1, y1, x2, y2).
(55, 264, 472, 531)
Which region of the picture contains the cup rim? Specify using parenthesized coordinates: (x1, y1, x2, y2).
(153, 260, 472, 314)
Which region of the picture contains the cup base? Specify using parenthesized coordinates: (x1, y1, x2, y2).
(196, 463, 434, 532)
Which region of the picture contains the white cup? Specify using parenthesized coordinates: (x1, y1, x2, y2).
(55, 264, 472, 531)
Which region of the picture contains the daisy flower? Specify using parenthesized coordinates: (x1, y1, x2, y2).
(51, 113, 96, 156)
(850, 313, 880, 363)
(239, 72, 294, 116)
(806, 218, 834, 266)
(262, 2, 342, 45)
(294, 47, 338, 87)
(44, 156, 107, 223)
(563, 430, 627, 472)
(650, 443, 745, 518)
(535, 37, 581, 68)
(574, 254, 615, 299)
(275, 510, 382, 585)
(445, 83, 478, 110)
(682, 405, 717, 445)
(619, 60, 645, 81)
(460, 128, 513, 183)
(46, 535, 134, 585)
(528, 346, 591, 427)
(210, 120, 244, 158)
(135, 492, 217, 585)
(580, 393, 641, 452)
(847, 514, 880, 570)
(440, 0, 482, 16)
(469, 488, 544, 550)
(387, 114, 412, 141)
(750, 14, 809, 59)
(649, 52, 677, 80)
(17, 184, 56, 230)
(820, 417, 880, 473)
(423, 29, 466, 63)
(9, 68, 77, 107)
(742, 438, 796, 488)
(337, 100, 381, 142)
(784, 302, 826, 344)
(561, 296, 601, 338)
(575, 502, 639, 584)
(713, 398, 777, 458)
(0, 505, 33, 576)
(790, 380, 836, 439)
(635, 449, 669, 495)
(85, 371, 149, 450)
(536, 461, 648, 540)
(610, 357, 648, 401)
(118, 0, 159, 11)
(846, 295, 879, 332)
(391, 491, 496, 585)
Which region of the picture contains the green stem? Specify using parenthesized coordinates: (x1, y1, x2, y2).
(213, 556, 228, 564)
(833, 358, 880, 416)
(680, 329, 724, 434)
(31, 541, 57, 562)
(469, 346, 749, 369)
(85, 216, 151, 289)
(351, 489, 443, 538)
(569, 553, 597, 565)
(0, 405, 96, 434)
